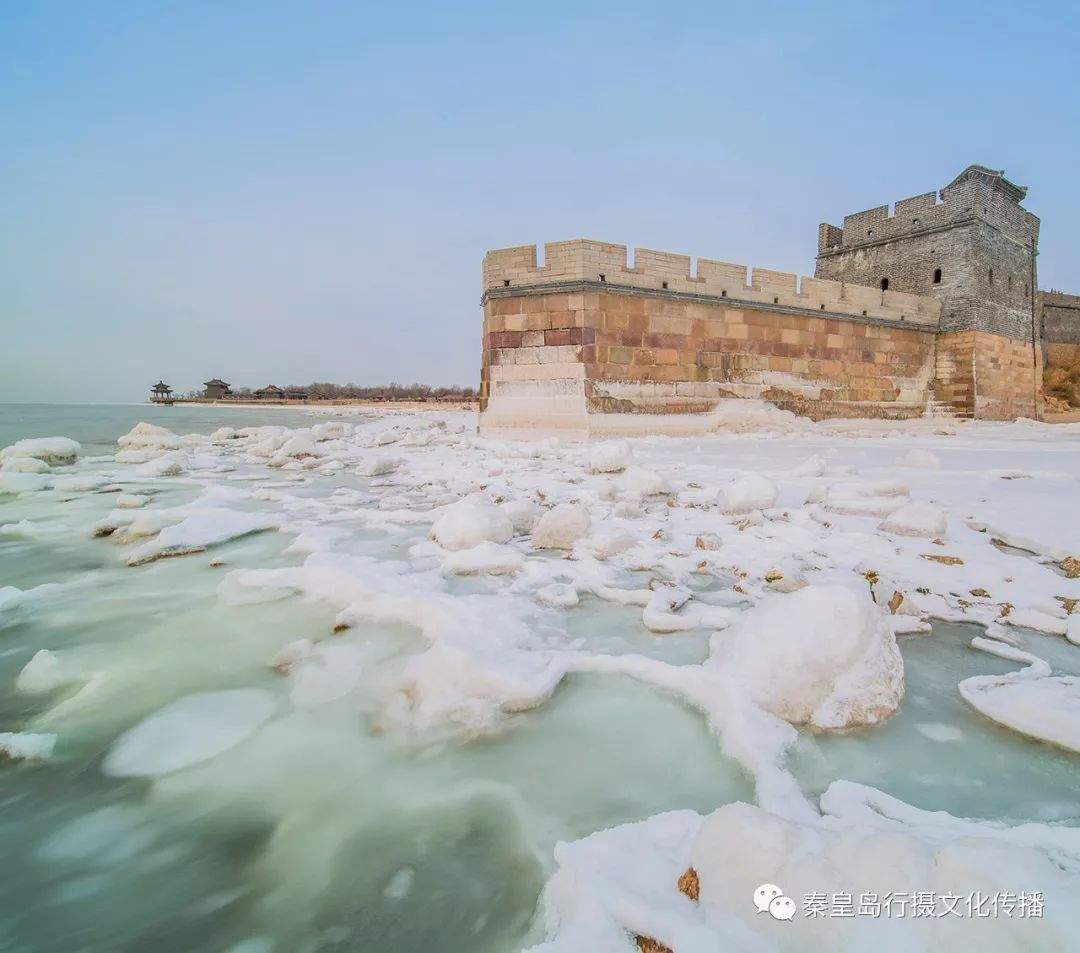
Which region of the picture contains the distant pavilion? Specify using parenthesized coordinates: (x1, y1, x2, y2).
(255, 384, 284, 400)
(150, 380, 173, 402)
(203, 378, 232, 399)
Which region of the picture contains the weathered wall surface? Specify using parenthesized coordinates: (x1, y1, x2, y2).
(479, 241, 940, 436)
(1041, 291, 1080, 368)
(816, 166, 1039, 339)
(815, 166, 1041, 418)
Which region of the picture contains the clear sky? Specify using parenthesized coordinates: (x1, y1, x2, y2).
(2, 1, 1078, 402)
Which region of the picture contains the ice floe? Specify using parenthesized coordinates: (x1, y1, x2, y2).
(103, 690, 276, 777)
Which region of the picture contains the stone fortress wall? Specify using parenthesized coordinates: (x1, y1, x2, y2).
(1041, 290, 1080, 368)
(478, 166, 1077, 436)
(479, 241, 940, 436)
(815, 166, 1042, 420)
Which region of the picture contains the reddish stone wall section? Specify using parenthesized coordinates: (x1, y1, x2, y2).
(480, 287, 937, 432)
(935, 331, 1041, 419)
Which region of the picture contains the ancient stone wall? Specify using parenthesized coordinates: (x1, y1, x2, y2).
(479, 241, 941, 436)
(815, 166, 1039, 340)
(1041, 291, 1080, 368)
(815, 166, 1041, 418)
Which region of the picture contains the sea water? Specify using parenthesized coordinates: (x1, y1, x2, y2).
(1, 404, 1077, 952)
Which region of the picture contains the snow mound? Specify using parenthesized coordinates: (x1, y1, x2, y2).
(710, 585, 904, 730)
(717, 473, 778, 515)
(103, 689, 275, 777)
(0, 472, 49, 495)
(689, 783, 1080, 950)
(589, 441, 632, 474)
(536, 584, 579, 608)
(442, 541, 524, 575)
(125, 510, 278, 565)
(619, 466, 671, 497)
(0, 436, 81, 466)
(358, 454, 401, 477)
(117, 422, 181, 452)
(134, 455, 185, 478)
(878, 500, 948, 538)
(532, 503, 590, 550)
(900, 447, 941, 468)
(500, 499, 540, 534)
(708, 398, 800, 432)
(1, 456, 51, 473)
(530, 782, 1080, 952)
(431, 499, 514, 551)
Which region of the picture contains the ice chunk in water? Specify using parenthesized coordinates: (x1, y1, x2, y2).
(103, 690, 275, 777)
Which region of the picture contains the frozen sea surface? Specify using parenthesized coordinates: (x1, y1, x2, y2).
(1, 402, 1080, 952)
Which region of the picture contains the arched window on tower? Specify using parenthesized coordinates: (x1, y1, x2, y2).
(933, 268, 942, 284)
(880, 277, 889, 291)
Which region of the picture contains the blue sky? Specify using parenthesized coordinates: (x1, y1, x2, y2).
(2, 0, 1078, 402)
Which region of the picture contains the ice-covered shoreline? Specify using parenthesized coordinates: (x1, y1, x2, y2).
(2, 402, 1080, 951)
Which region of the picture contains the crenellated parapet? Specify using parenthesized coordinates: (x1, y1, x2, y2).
(818, 165, 1039, 256)
(484, 239, 940, 330)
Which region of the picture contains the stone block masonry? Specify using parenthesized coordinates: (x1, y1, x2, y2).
(478, 165, 1077, 434)
(1041, 291, 1080, 370)
(816, 165, 1042, 418)
(479, 241, 940, 437)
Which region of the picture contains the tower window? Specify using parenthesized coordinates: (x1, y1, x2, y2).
(1007, 275, 1013, 291)
(599, 273, 606, 282)
(880, 278, 889, 291)
(988, 268, 994, 286)
(503, 279, 510, 287)
(912, 218, 920, 226)
(868, 228, 874, 237)
(933, 268, 942, 284)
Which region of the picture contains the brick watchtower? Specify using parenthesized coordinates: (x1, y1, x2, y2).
(815, 165, 1041, 419)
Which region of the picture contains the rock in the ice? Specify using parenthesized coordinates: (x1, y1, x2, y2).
(710, 584, 904, 730)
(358, 455, 401, 477)
(533, 503, 591, 550)
(312, 421, 349, 441)
(500, 499, 541, 534)
(134, 455, 184, 478)
(115, 493, 149, 509)
(716, 473, 777, 515)
(117, 423, 181, 453)
(878, 500, 948, 538)
(0, 436, 80, 466)
(103, 689, 275, 777)
(589, 441, 632, 474)
(431, 499, 514, 550)
(278, 434, 316, 458)
(619, 467, 671, 497)
(0, 732, 57, 761)
(584, 532, 638, 558)
(269, 638, 315, 675)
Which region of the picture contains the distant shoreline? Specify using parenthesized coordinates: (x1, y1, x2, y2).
(158, 398, 479, 413)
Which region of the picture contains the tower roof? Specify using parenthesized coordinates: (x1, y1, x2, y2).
(943, 165, 1027, 203)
